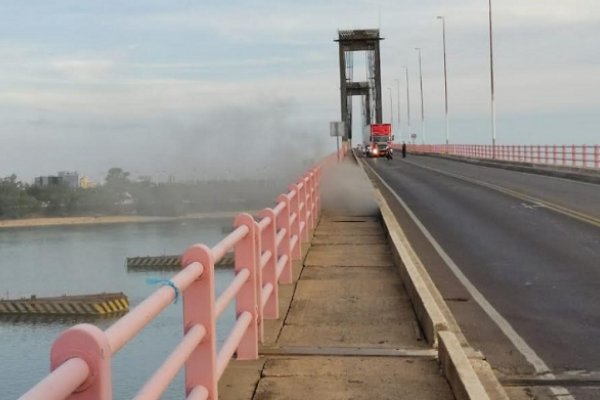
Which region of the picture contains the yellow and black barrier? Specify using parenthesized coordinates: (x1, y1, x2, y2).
(126, 253, 234, 270)
(0, 292, 128, 316)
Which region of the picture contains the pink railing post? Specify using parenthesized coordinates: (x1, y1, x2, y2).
(304, 174, 314, 233)
(295, 181, 309, 242)
(544, 146, 549, 164)
(288, 183, 308, 244)
(595, 145, 599, 169)
(233, 213, 259, 360)
(553, 145, 557, 165)
(276, 194, 294, 284)
(291, 187, 301, 260)
(314, 168, 321, 218)
(259, 208, 279, 319)
(309, 169, 318, 227)
(252, 220, 264, 343)
(181, 244, 217, 399)
(562, 145, 566, 165)
(572, 145, 576, 167)
(51, 324, 111, 400)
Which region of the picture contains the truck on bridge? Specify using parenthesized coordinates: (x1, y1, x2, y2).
(363, 123, 393, 159)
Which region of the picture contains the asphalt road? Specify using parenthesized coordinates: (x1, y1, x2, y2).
(366, 155, 600, 400)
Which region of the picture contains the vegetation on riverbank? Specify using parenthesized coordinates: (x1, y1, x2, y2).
(0, 168, 280, 220)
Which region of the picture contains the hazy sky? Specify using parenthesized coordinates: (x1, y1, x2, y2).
(1, 0, 599, 182)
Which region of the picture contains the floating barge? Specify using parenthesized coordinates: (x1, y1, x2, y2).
(0, 292, 128, 316)
(126, 253, 234, 270)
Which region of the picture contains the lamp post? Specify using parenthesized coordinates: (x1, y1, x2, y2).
(387, 87, 394, 131)
(403, 66, 411, 143)
(437, 16, 449, 146)
(415, 47, 425, 144)
(489, 0, 497, 157)
(394, 78, 401, 141)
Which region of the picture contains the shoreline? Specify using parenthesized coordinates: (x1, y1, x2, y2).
(0, 210, 258, 230)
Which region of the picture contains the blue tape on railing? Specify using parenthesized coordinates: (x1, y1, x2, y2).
(146, 278, 180, 304)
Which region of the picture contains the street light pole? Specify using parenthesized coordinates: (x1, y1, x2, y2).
(437, 16, 449, 146)
(489, 0, 497, 157)
(403, 66, 411, 143)
(394, 78, 401, 141)
(387, 87, 394, 131)
(415, 47, 425, 144)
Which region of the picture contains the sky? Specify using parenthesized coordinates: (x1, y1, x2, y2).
(0, 0, 599, 182)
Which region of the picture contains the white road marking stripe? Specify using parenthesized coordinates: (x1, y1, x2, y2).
(405, 159, 600, 228)
(364, 160, 575, 400)
(426, 155, 600, 188)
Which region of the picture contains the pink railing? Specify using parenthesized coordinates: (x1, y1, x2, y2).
(20, 149, 347, 400)
(405, 144, 600, 170)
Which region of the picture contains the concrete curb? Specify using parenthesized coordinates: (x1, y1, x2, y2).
(438, 330, 491, 400)
(374, 189, 448, 346)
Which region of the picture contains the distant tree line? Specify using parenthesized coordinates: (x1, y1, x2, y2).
(0, 167, 281, 219)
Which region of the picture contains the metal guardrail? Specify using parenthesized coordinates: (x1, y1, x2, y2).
(19, 148, 347, 400)
(405, 144, 600, 170)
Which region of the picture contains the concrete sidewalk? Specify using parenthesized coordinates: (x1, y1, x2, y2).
(219, 160, 455, 399)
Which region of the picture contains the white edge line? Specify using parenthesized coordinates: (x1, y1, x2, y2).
(363, 160, 575, 400)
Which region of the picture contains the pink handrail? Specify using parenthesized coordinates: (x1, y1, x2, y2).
(20, 149, 340, 400)
(404, 144, 600, 171)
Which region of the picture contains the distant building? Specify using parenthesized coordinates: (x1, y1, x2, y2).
(34, 176, 61, 187)
(34, 171, 80, 188)
(79, 176, 96, 189)
(57, 171, 79, 188)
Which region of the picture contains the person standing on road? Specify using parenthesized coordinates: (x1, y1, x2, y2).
(402, 142, 407, 158)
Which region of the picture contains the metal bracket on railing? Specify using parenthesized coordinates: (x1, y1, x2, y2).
(51, 324, 112, 399)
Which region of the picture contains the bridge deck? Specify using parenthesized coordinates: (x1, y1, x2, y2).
(219, 161, 454, 399)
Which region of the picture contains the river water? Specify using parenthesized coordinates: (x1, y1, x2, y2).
(0, 219, 236, 399)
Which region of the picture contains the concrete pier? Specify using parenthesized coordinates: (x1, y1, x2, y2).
(0, 292, 128, 316)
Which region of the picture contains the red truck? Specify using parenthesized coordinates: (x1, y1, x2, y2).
(364, 123, 394, 159)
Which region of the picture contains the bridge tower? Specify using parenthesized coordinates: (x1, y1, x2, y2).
(336, 29, 383, 142)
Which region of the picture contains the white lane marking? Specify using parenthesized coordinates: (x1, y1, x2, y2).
(364, 161, 575, 400)
(421, 155, 600, 188)
(404, 159, 600, 228)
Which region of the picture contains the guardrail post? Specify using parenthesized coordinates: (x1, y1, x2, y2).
(310, 170, 317, 228)
(288, 183, 302, 259)
(572, 145, 576, 167)
(293, 181, 309, 242)
(50, 324, 112, 400)
(314, 167, 321, 219)
(252, 220, 264, 343)
(305, 173, 314, 233)
(595, 145, 599, 169)
(181, 244, 217, 399)
(259, 209, 279, 319)
(276, 194, 294, 284)
(233, 213, 259, 359)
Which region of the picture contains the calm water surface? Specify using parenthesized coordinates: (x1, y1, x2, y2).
(0, 219, 236, 399)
